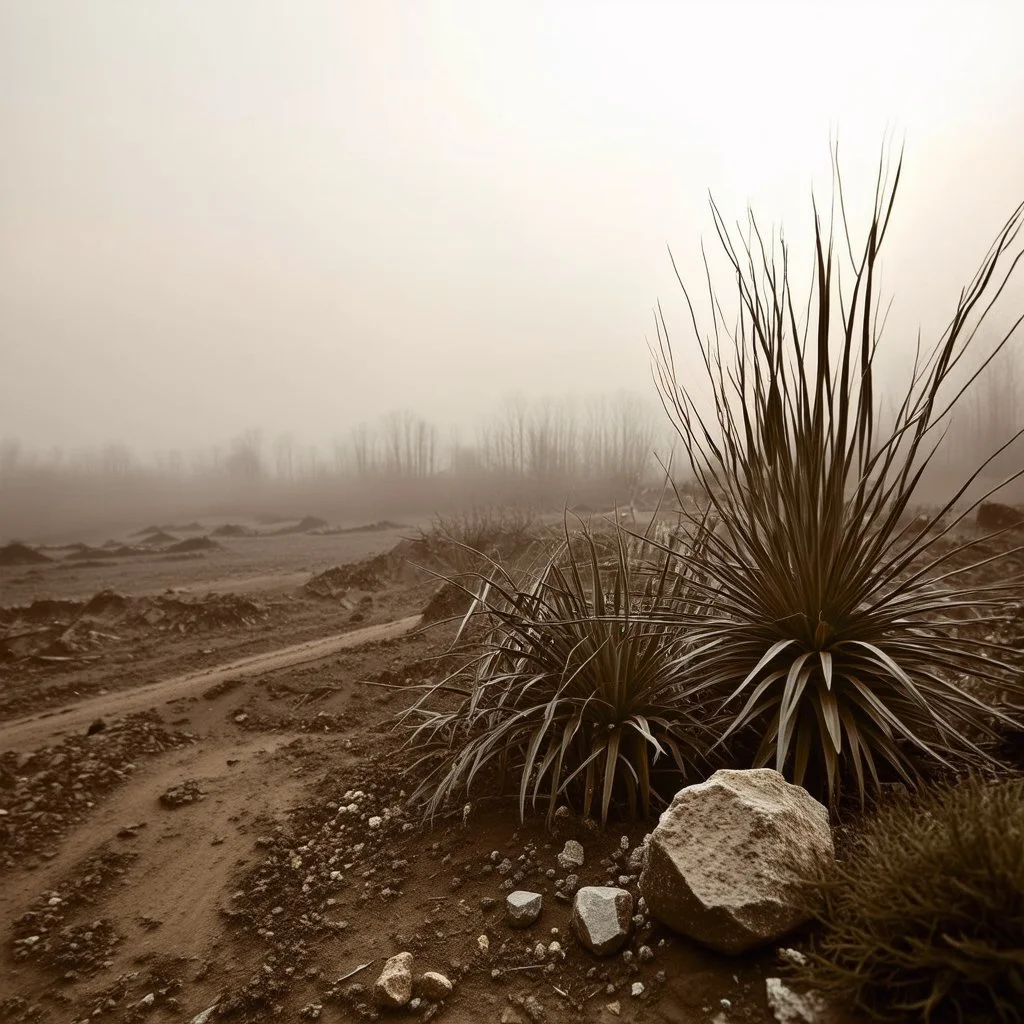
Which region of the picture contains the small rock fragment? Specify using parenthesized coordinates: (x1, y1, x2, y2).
(372, 951, 414, 1008)
(415, 971, 453, 1000)
(571, 886, 633, 956)
(506, 890, 543, 928)
(765, 978, 830, 1024)
(557, 839, 585, 870)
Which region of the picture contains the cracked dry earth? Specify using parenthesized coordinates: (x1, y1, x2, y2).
(0, 529, 854, 1024)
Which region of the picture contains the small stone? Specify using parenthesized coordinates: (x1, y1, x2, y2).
(415, 971, 453, 1000)
(606, 1002, 621, 1016)
(506, 891, 543, 928)
(557, 840, 585, 870)
(563, 873, 580, 895)
(637, 945, 654, 963)
(372, 951, 413, 1008)
(631, 982, 645, 998)
(765, 978, 830, 1024)
(571, 886, 633, 956)
(477, 934, 490, 954)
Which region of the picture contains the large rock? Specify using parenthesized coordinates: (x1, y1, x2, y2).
(639, 769, 833, 954)
(373, 951, 413, 1008)
(571, 886, 633, 955)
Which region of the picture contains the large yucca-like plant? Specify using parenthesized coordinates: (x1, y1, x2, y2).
(401, 519, 714, 825)
(653, 146, 1024, 805)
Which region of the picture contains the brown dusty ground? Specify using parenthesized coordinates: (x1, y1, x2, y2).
(7, 514, 1004, 1023)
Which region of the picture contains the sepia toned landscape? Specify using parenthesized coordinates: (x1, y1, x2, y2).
(3, 4, 1024, 1024)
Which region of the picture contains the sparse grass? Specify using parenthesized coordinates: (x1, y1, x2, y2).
(408, 505, 543, 576)
(798, 774, 1024, 1023)
(653, 145, 1024, 806)
(400, 519, 715, 825)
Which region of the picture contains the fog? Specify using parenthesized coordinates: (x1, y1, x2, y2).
(2, 1, 1024, 535)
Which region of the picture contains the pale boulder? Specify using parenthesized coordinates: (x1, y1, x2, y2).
(639, 768, 833, 954)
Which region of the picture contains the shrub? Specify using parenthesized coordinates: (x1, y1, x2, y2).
(653, 146, 1024, 805)
(799, 774, 1024, 1022)
(408, 505, 542, 576)
(400, 519, 715, 824)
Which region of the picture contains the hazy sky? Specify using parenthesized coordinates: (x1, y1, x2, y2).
(2, 1, 1023, 457)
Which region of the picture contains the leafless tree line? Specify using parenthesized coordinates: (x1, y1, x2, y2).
(0, 392, 665, 539)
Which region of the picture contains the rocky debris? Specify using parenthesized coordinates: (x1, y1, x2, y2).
(0, 541, 51, 566)
(506, 890, 543, 928)
(373, 951, 414, 1008)
(415, 971, 453, 1000)
(159, 779, 205, 808)
(304, 563, 385, 597)
(86, 718, 107, 736)
(571, 887, 633, 956)
(977, 501, 1024, 531)
(765, 978, 831, 1024)
(0, 589, 271, 664)
(640, 768, 834, 954)
(0, 712, 194, 868)
(557, 840, 585, 870)
(11, 850, 133, 976)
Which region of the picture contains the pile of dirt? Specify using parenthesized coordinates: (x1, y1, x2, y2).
(137, 530, 178, 546)
(211, 523, 256, 537)
(65, 544, 146, 561)
(0, 711, 195, 868)
(0, 542, 52, 566)
(165, 536, 221, 554)
(304, 563, 386, 598)
(270, 515, 330, 536)
(0, 589, 272, 663)
(421, 580, 474, 623)
(977, 501, 1024, 531)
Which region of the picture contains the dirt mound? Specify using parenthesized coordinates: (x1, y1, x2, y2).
(304, 563, 386, 598)
(0, 542, 51, 566)
(211, 523, 256, 537)
(65, 544, 144, 560)
(138, 529, 178, 546)
(270, 515, 330, 536)
(421, 580, 474, 623)
(165, 536, 221, 553)
(977, 501, 1024, 531)
(0, 590, 271, 663)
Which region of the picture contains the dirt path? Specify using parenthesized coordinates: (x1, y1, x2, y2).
(0, 614, 422, 753)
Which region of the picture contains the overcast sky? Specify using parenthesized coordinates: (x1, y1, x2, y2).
(2, 1, 1023, 457)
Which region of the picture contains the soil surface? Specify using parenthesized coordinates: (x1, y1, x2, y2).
(7, 513, 1008, 1022)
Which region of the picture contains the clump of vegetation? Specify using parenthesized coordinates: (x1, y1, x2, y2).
(799, 774, 1024, 1022)
(401, 520, 715, 824)
(409, 505, 542, 576)
(654, 147, 1024, 805)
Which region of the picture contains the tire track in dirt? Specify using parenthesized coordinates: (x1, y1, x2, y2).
(0, 614, 422, 753)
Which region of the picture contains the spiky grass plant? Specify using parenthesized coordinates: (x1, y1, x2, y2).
(401, 519, 714, 825)
(798, 774, 1024, 1022)
(653, 146, 1024, 805)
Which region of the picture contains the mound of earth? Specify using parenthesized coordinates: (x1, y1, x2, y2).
(65, 544, 144, 561)
(270, 515, 330, 535)
(165, 536, 221, 553)
(211, 523, 256, 537)
(421, 580, 474, 623)
(0, 589, 271, 663)
(304, 563, 386, 598)
(0, 542, 52, 566)
(978, 501, 1024, 531)
(137, 530, 178, 546)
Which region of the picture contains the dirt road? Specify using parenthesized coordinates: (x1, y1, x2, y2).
(0, 613, 422, 753)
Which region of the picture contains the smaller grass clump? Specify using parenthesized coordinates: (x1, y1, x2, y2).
(409, 505, 542, 576)
(799, 774, 1024, 1022)
(401, 519, 715, 825)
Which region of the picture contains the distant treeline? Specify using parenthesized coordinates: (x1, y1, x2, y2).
(0, 392, 674, 540)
